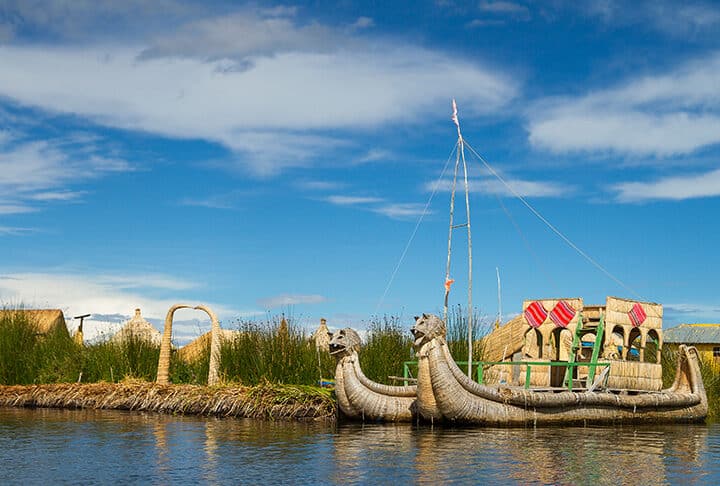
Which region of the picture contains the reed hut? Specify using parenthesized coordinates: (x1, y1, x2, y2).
(111, 309, 161, 346)
(0, 309, 69, 339)
(665, 323, 720, 367)
(312, 318, 330, 352)
(178, 329, 236, 363)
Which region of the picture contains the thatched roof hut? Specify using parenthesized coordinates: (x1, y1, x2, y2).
(0, 309, 69, 339)
(111, 309, 161, 346)
(178, 328, 236, 363)
(312, 318, 330, 352)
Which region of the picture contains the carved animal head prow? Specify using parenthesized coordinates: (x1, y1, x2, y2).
(411, 313, 446, 348)
(328, 328, 362, 358)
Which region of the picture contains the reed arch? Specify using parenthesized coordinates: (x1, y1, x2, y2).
(156, 303, 223, 386)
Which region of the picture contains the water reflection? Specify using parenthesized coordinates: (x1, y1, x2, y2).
(1, 408, 719, 485)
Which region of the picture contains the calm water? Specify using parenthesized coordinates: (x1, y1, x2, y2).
(1, 408, 719, 485)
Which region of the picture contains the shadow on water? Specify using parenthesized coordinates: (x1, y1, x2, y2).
(1, 408, 719, 484)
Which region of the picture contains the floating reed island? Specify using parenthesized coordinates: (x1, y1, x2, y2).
(0, 381, 335, 421)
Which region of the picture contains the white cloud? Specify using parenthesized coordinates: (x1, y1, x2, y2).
(355, 149, 393, 164)
(0, 271, 246, 343)
(295, 180, 344, 191)
(479, 1, 530, 18)
(0, 0, 198, 42)
(528, 52, 720, 156)
(578, 0, 720, 36)
(257, 293, 328, 308)
(426, 174, 571, 198)
(351, 17, 375, 29)
(0, 134, 132, 213)
(612, 168, 720, 202)
(665, 302, 720, 316)
(373, 203, 431, 219)
(0, 226, 35, 235)
(0, 18, 517, 175)
(326, 195, 384, 206)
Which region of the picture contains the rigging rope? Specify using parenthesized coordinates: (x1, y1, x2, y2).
(373, 142, 459, 315)
(462, 140, 644, 301)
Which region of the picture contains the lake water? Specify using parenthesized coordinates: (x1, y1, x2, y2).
(1, 408, 719, 485)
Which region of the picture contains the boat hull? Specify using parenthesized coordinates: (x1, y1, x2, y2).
(420, 339, 707, 426)
(334, 354, 417, 422)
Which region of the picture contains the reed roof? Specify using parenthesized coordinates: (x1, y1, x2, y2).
(178, 328, 237, 363)
(111, 309, 161, 346)
(0, 309, 68, 337)
(664, 323, 720, 344)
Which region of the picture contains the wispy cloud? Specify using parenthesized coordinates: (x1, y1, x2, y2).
(0, 226, 35, 236)
(350, 17, 375, 30)
(326, 195, 384, 206)
(372, 203, 431, 219)
(0, 4, 518, 177)
(355, 149, 393, 164)
(177, 189, 255, 210)
(295, 180, 344, 192)
(576, 0, 720, 36)
(479, 1, 530, 19)
(528, 52, 720, 157)
(612, 168, 720, 202)
(426, 174, 571, 198)
(0, 130, 133, 213)
(257, 293, 328, 308)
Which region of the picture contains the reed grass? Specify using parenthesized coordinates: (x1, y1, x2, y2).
(358, 315, 414, 384)
(218, 317, 334, 386)
(445, 305, 491, 368)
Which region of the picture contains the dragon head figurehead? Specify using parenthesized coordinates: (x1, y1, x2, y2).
(328, 328, 362, 359)
(411, 313, 446, 348)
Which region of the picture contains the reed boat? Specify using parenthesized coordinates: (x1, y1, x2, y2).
(336, 101, 707, 425)
(329, 328, 417, 421)
(412, 313, 707, 426)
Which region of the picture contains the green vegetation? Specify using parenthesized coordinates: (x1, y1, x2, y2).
(360, 315, 413, 384)
(0, 310, 198, 385)
(219, 317, 334, 385)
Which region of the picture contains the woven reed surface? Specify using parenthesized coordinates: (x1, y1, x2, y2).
(0, 381, 335, 421)
(417, 338, 706, 425)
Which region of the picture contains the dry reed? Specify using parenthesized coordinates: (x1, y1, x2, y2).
(0, 380, 335, 421)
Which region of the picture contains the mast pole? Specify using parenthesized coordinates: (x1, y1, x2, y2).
(444, 148, 460, 324)
(449, 99, 473, 378)
(460, 134, 473, 378)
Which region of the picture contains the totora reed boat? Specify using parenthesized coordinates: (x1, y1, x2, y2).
(411, 313, 707, 425)
(330, 328, 417, 421)
(331, 100, 707, 425)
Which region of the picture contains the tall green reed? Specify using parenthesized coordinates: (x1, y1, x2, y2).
(358, 315, 414, 384)
(219, 316, 334, 385)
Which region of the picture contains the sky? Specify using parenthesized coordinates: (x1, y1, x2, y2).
(1, 0, 719, 344)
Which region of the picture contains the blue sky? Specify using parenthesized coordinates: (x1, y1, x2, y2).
(1, 0, 719, 343)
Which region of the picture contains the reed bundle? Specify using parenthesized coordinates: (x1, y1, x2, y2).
(0, 381, 335, 421)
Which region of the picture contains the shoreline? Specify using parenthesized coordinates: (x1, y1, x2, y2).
(0, 381, 336, 422)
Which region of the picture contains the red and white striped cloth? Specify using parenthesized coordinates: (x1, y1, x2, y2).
(549, 300, 576, 328)
(628, 302, 647, 327)
(524, 301, 548, 328)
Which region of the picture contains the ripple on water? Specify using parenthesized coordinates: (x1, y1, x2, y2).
(1, 408, 719, 485)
